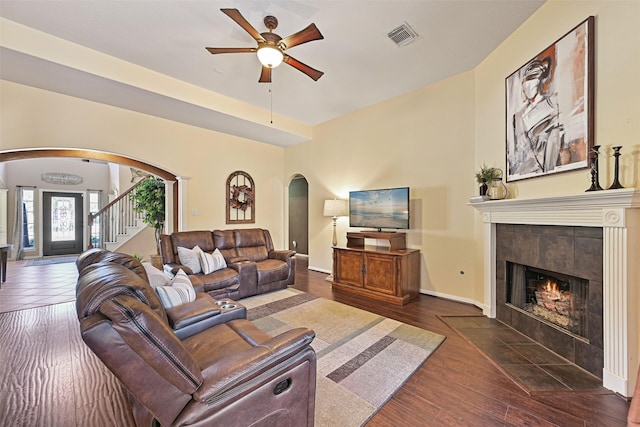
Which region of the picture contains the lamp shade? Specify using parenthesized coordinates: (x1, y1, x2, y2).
(323, 199, 348, 218)
(257, 44, 284, 68)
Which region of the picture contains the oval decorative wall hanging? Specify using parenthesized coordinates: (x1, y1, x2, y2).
(41, 172, 84, 185)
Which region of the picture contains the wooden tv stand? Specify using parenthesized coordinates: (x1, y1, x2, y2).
(332, 232, 420, 305)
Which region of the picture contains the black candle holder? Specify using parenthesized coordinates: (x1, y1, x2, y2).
(608, 146, 624, 189)
(585, 145, 603, 192)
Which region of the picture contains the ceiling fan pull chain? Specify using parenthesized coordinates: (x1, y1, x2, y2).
(269, 82, 274, 124)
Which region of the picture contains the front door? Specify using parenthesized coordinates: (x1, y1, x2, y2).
(43, 192, 83, 256)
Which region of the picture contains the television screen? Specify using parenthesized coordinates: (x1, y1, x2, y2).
(349, 187, 410, 231)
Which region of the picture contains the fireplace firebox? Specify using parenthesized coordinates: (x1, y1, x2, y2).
(506, 263, 588, 338)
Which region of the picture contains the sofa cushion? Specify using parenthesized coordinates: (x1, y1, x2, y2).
(171, 230, 215, 253)
(213, 229, 238, 260)
(99, 294, 203, 395)
(76, 262, 168, 323)
(157, 270, 197, 308)
(178, 246, 203, 274)
(197, 268, 240, 292)
(256, 259, 290, 286)
(199, 249, 227, 274)
(235, 229, 269, 262)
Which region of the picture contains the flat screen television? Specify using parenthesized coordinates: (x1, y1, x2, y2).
(349, 187, 410, 231)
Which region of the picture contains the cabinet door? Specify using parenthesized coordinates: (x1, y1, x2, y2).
(336, 250, 364, 287)
(364, 253, 396, 295)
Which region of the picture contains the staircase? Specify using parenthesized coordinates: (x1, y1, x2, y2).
(88, 176, 152, 251)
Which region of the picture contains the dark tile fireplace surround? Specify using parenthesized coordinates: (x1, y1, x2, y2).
(495, 223, 603, 378)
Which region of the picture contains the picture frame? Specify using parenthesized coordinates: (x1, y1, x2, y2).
(505, 16, 594, 182)
(226, 170, 255, 224)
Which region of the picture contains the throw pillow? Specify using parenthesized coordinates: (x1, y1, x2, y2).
(177, 245, 203, 274)
(199, 248, 227, 274)
(156, 269, 196, 309)
(142, 262, 170, 289)
(162, 263, 176, 278)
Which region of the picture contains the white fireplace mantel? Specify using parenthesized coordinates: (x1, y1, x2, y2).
(471, 188, 640, 397)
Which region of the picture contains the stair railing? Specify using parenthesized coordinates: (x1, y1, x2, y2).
(87, 175, 153, 249)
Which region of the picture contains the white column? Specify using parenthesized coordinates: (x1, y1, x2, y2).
(176, 176, 190, 231)
(482, 214, 496, 318)
(163, 179, 175, 234)
(602, 208, 640, 396)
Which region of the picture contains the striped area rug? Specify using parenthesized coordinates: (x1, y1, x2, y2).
(243, 289, 446, 427)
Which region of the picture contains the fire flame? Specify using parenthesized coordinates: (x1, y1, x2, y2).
(544, 279, 558, 293)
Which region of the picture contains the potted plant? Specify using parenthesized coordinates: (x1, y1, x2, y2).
(131, 176, 165, 255)
(475, 163, 500, 196)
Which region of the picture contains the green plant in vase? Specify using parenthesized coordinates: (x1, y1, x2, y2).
(131, 176, 165, 254)
(475, 163, 500, 196)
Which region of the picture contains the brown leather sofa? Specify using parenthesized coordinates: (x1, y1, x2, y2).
(75, 249, 317, 426)
(160, 228, 296, 300)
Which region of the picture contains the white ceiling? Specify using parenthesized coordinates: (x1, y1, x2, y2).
(0, 0, 545, 147)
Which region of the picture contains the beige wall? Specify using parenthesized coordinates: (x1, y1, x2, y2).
(475, 0, 640, 198)
(285, 0, 640, 306)
(473, 0, 640, 302)
(0, 80, 288, 247)
(285, 70, 479, 303)
(1, 0, 637, 307)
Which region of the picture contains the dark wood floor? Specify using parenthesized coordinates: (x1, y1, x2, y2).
(0, 256, 630, 426)
(293, 257, 630, 426)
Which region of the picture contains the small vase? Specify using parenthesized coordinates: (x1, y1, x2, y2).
(487, 177, 508, 200)
(479, 180, 488, 196)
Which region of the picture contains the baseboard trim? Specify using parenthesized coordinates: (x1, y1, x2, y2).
(308, 265, 331, 275)
(304, 267, 484, 310)
(419, 289, 483, 310)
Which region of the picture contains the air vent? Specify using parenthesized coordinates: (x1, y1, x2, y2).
(387, 22, 418, 47)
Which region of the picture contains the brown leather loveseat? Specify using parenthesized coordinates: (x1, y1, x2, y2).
(160, 228, 296, 300)
(75, 249, 317, 426)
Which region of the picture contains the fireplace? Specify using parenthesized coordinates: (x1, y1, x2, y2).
(496, 224, 602, 378)
(471, 189, 640, 397)
(507, 263, 588, 338)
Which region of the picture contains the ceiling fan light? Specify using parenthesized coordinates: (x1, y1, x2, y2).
(257, 45, 284, 68)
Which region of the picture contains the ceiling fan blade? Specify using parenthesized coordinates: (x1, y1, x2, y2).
(259, 66, 272, 83)
(280, 23, 324, 50)
(283, 55, 324, 81)
(221, 8, 265, 42)
(206, 47, 257, 55)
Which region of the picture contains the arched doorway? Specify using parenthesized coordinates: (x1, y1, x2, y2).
(288, 175, 308, 255)
(0, 148, 179, 231)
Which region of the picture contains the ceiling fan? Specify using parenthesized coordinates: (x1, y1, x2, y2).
(206, 8, 324, 83)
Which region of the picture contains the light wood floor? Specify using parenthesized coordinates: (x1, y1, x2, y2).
(0, 257, 631, 426)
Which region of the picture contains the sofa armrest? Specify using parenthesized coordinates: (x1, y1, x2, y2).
(165, 293, 221, 331)
(268, 250, 296, 262)
(166, 262, 194, 276)
(187, 275, 205, 293)
(227, 261, 258, 298)
(194, 326, 315, 402)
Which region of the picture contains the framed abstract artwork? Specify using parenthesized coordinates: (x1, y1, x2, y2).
(226, 170, 255, 224)
(505, 16, 594, 182)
